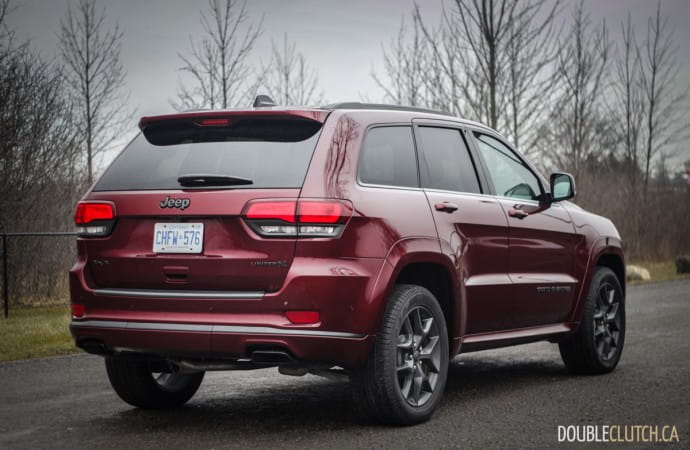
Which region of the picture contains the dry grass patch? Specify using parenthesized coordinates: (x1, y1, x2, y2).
(0, 306, 78, 361)
(628, 260, 690, 285)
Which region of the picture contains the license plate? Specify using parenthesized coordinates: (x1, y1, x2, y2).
(153, 223, 204, 254)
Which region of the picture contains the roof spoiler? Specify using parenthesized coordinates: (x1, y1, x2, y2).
(138, 109, 331, 131)
(138, 110, 329, 146)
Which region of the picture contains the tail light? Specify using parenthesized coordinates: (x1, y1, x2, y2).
(75, 201, 116, 237)
(243, 199, 352, 238)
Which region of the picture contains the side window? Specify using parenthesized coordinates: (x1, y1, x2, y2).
(359, 126, 418, 187)
(474, 133, 542, 201)
(417, 126, 481, 194)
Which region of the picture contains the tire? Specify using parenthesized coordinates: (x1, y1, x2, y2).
(105, 357, 204, 409)
(559, 266, 626, 374)
(351, 284, 449, 425)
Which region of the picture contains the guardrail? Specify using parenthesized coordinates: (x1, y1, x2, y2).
(1, 232, 77, 318)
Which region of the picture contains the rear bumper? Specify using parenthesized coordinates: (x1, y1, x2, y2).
(71, 319, 374, 368)
(69, 256, 385, 369)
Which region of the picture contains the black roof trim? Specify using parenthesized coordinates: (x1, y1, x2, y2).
(322, 102, 454, 117)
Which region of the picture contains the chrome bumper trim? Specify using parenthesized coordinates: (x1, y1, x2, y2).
(71, 320, 366, 339)
(93, 288, 264, 299)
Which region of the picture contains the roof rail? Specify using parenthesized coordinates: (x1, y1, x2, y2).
(322, 102, 454, 117)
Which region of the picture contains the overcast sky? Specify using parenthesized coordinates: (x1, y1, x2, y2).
(6, 0, 690, 169)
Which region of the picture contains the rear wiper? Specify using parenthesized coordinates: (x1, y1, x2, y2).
(177, 174, 253, 187)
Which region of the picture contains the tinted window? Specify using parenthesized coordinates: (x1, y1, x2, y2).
(359, 126, 418, 187)
(94, 131, 320, 191)
(417, 127, 481, 193)
(474, 133, 541, 201)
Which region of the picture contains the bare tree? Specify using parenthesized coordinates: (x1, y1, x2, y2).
(0, 46, 82, 226)
(372, 18, 430, 108)
(173, 0, 263, 110)
(638, 1, 688, 194)
(373, 13, 464, 114)
(372, 1, 560, 152)
(0, 0, 85, 303)
(543, 0, 610, 177)
(0, 0, 10, 41)
(419, 0, 559, 136)
(261, 33, 324, 105)
(2, 0, 83, 228)
(503, 1, 561, 152)
(0, 50, 83, 300)
(59, 0, 129, 184)
(608, 14, 645, 189)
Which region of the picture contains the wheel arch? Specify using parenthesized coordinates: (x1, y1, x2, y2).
(395, 262, 455, 340)
(597, 252, 626, 296)
(369, 238, 464, 355)
(570, 238, 625, 322)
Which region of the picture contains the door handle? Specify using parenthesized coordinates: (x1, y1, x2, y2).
(508, 209, 529, 219)
(434, 202, 458, 213)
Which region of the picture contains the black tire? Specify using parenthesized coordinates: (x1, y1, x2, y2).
(351, 284, 449, 425)
(559, 266, 625, 374)
(105, 357, 204, 409)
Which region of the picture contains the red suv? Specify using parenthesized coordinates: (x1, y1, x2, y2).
(70, 102, 625, 424)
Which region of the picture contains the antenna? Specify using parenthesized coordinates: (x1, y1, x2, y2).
(253, 95, 276, 107)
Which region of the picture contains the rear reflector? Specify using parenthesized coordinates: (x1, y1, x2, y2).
(285, 310, 320, 324)
(75, 202, 116, 237)
(71, 304, 85, 318)
(243, 199, 352, 238)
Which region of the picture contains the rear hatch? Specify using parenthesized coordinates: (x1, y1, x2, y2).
(80, 110, 328, 293)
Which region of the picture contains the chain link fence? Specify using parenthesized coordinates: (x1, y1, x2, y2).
(1, 232, 77, 318)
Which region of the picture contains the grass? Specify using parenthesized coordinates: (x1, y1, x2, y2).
(629, 260, 690, 284)
(0, 306, 79, 362)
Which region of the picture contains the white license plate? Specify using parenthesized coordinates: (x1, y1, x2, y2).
(153, 223, 204, 254)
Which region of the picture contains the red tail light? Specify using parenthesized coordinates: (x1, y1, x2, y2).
(245, 201, 297, 223)
(243, 199, 352, 238)
(285, 310, 320, 324)
(75, 201, 116, 237)
(75, 202, 114, 224)
(297, 201, 349, 224)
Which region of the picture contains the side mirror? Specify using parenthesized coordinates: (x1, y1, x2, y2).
(550, 172, 576, 202)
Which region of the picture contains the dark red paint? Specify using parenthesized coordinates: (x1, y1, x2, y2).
(70, 106, 624, 369)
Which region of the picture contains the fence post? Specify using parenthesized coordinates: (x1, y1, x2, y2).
(2, 233, 8, 318)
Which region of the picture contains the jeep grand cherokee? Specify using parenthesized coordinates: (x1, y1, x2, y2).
(70, 101, 625, 425)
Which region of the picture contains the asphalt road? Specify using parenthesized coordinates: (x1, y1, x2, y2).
(1, 280, 688, 449)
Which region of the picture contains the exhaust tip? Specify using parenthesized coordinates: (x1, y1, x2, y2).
(250, 350, 296, 365)
(78, 339, 107, 356)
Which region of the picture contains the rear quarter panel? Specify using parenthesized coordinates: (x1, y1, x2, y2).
(299, 111, 447, 334)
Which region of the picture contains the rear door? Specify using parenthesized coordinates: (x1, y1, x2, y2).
(83, 112, 326, 293)
(413, 122, 511, 334)
(469, 131, 579, 327)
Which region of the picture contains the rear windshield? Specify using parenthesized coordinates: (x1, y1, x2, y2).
(94, 127, 321, 191)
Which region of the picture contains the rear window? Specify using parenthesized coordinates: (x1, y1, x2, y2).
(358, 126, 418, 188)
(94, 122, 322, 191)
